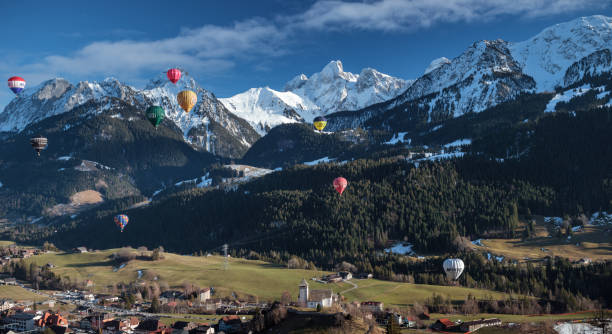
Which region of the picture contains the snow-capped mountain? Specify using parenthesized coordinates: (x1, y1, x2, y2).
(220, 87, 316, 136)
(509, 15, 612, 91)
(327, 15, 612, 131)
(0, 72, 259, 157)
(220, 60, 409, 135)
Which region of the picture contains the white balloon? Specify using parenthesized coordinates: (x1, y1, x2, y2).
(443, 258, 465, 280)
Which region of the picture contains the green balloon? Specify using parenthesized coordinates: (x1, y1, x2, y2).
(146, 106, 165, 128)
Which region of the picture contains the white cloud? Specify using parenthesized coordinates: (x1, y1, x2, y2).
(287, 0, 609, 32)
(2, 18, 286, 86)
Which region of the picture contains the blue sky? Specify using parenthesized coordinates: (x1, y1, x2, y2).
(1, 0, 611, 108)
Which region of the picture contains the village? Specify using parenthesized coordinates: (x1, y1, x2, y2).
(0, 244, 511, 334)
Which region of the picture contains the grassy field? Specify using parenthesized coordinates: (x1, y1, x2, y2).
(340, 279, 510, 306)
(472, 217, 612, 262)
(25, 248, 517, 306)
(0, 240, 16, 246)
(0, 285, 47, 301)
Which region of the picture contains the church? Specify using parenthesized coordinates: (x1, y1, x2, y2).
(298, 279, 337, 308)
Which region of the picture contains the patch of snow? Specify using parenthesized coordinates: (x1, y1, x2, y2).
(137, 270, 143, 279)
(571, 225, 583, 232)
(431, 124, 443, 132)
(597, 90, 610, 99)
(70, 214, 78, 219)
(544, 85, 604, 112)
(273, 167, 283, 172)
(151, 188, 164, 198)
(57, 155, 73, 161)
(30, 217, 43, 224)
(420, 151, 465, 161)
(304, 157, 336, 166)
(57, 168, 65, 172)
(444, 138, 471, 148)
(384, 132, 411, 145)
(384, 242, 416, 256)
(110, 113, 124, 119)
(197, 175, 212, 188)
(0, 181, 2, 188)
(544, 217, 564, 226)
(590, 211, 612, 225)
(471, 239, 484, 246)
(554, 322, 602, 334)
(175, 178, 198, 187)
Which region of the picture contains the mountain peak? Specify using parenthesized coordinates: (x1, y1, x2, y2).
(424, 57, 451, 75)
(321, 60, 344, 76)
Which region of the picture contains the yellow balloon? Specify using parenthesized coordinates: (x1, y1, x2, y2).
(313, 120, 327, 131)
(177, 90, 197, 113)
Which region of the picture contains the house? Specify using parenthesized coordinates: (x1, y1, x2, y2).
(198, 288, 211, 303)
(322, 274, 343, 283)
(338, 271, 352, 280)
(355, 273, 373, 279)
(160, 290, 184, 304)
(3, 277, 17, 285)
(83, 293, 95, 301)
(298, 279, 336, 309)
(360, 301, 384, 313)
(36, 312, 69, 327)
(0, 299, 15, 311)
(134, 318, 172, 334)
(459, 318, 502, 332)
(191, 324, 214, 334)
(101, 320, 124, 334)
(418, 312, 430, 320)
(402, 317, 416, 328)
(5, 312, 37, 332)
(74, 247, 88, 253)
(171, 321, 198, 334)
(85, 280, 94, 288)
(85, 312, 115, 329)
(218, 315, 244, 333)
(431, 318, 456, 331)
(41, 300, 56, 308)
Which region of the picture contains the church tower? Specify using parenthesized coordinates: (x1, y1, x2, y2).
(298, 278, 309, 307)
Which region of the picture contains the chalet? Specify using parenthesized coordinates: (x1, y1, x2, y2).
(102, 320, 125, 334)
(134, 318, 172, 334)
(74, 247, 88, 253)
(0, 299, 15, 311)
(459, 318, 502, 332)
(160, 290, 184, 304)
(36, 312, 68, 327)
(360, 301, 384, 313)
(198, 288, 211, 302)
(170, 321, 198, 334)
(218, 315, 244, 333)
(83, 312, 115, 329)
(338, 271, 352, 280)
(85, 280, 94, 287)
(298, 279, 336, 308)
(431, 318, 456, 331)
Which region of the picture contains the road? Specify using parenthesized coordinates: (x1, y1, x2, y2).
(340, 280, 358, 295)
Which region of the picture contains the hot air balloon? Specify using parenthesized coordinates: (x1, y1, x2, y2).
(167, 69, 181, 84)
(30, 136, 48, 156)
(8, 76, 26, 95)
(443, 258, 465, 280)
(177, 90, 197, 113)
(114, 214, 129, 232)
(333, 177, 348, 195)
(313, 116, 327, 132)
(146, 106, 165, 128)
